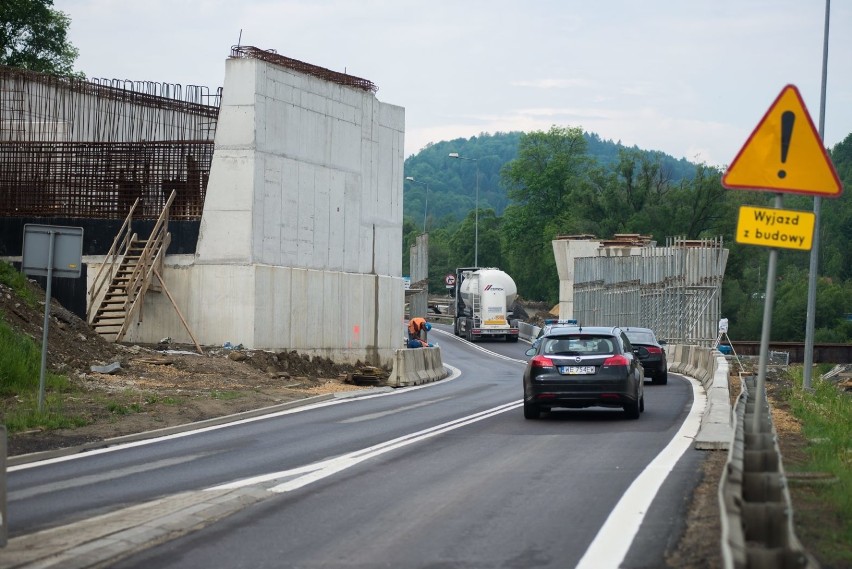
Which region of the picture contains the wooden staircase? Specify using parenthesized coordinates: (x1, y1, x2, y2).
(88, 191, 184, 344)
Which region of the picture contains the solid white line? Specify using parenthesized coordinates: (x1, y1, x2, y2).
(268, 400, 523, 493)
(8, 368, 466, 473)
(339, 396, 453, 423)
(575, 375, 706, 569)
(7, 398, 351, 472)
(207, 400, 523, 492)
(10, 453, 210, 500)
(431, 328, 528, 364)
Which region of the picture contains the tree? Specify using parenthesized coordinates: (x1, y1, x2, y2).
(498, 126, 592, 302)
(1, 0, 79, 75)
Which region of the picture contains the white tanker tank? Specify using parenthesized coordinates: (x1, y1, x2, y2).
(452, 267, 520, 342)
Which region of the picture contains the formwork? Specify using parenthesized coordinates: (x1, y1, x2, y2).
(0, 66, 220, 221)
(573, 237, 728, 345)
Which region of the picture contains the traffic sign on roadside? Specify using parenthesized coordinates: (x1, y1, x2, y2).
(722, 84, 842, 197)
(445, 273, 456, 288)
(735, 205, 815, 251)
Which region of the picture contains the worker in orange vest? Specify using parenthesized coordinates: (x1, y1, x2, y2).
(407, 317, 431, 346)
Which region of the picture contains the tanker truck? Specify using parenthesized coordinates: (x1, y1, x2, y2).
(451, 267, 520, 342)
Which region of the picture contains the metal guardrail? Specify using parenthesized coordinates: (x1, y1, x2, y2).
(719, 375, 818, 568)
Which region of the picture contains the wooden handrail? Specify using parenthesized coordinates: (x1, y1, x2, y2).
(115, 191, 176, 342)
(87, 198, 139, 323)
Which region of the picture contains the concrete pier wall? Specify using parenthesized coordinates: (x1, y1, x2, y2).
(120, 55, 405, 366)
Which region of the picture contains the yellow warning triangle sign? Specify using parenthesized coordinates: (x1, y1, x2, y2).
(722, 84, 843, 197)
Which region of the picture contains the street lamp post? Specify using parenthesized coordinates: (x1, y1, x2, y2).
(448, 152, 479, 267)
(404, 176, 429, 233)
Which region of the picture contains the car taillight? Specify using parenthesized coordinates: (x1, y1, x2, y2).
(531, 355, 555, 368)
(602, 355, 629, 367)
(646, 346, 662, 354)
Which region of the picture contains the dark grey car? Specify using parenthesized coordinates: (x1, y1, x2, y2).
(624, 327, 668, 385)
(522, 326, 645, 420)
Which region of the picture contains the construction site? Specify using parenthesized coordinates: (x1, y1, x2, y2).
(1, 46, 406, 366)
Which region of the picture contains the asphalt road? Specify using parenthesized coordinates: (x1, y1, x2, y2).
(7, 324, 706, 568)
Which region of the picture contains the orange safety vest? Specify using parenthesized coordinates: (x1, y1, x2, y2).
(408, 317, 426, 336)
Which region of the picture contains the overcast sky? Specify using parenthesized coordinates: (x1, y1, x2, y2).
(55, 0, 851, 167)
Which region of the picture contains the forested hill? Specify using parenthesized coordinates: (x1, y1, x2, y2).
(402, 127, 852, 343)
(402, 131, 696, 224)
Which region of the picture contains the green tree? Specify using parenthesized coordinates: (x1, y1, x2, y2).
(498, 126, 592, 302)
(1, 0, 79, 75)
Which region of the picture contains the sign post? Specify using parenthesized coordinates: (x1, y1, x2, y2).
(21, 224, 83, 412)
(722, 84, 843, 433)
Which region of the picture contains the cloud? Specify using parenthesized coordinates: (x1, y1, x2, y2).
(510, 78, 595, 89)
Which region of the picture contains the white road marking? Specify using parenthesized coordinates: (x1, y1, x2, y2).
(10, 454, 210, 500)
(206, 400, 524, 492)
(339, 396, 453, 423)
(432, 328, 528, 364)
(7, 368, 468, 473)
(7, 397, 379, 472)
(575, 375, 706, 569)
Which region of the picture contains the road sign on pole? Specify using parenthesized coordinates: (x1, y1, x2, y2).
(735, 205, 815, 251)
(445, 273, 456, 289)
(21, 224, 84, 412)
(722, 84, 842, 197)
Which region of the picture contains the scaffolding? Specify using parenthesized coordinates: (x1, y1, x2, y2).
(573, 237, 728, 346)
(0, 66, 221, 220)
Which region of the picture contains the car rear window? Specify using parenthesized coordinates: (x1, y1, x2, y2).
(542, 335, 616, 355)
(626, 331, 656, 344)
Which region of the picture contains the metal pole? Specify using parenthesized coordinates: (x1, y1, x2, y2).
(447, 153, 479, 266)
(423, 183, 429, 234)
(38, 230, 56, 413)
(753, 194, 783, 433)
(474, 161, 479, 267)
(804, 0, 830, 390)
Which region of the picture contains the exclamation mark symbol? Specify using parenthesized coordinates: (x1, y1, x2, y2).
(778, 110, 795, 179)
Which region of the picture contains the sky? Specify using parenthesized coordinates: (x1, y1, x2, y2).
(54, 0, 852, 168)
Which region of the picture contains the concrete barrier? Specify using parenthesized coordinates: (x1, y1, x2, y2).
(667, 345, 817, 565)
(668, 344, 733, 449)
(387, 346, 447, 387)
(719, 376, 818, 568)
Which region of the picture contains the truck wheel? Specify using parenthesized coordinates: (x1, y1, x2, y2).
(506, 335, 519, 343)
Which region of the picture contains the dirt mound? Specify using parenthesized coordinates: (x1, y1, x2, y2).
(0, 270, 373, 457)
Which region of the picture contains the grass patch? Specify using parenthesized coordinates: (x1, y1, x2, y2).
(210, 390, 244, 401)
(3, 392, 90, 432)
(0, 316, 71, 396)
(106, 401, 144, 415)
(0, 315, 72, 398)
(0, 260, 38, 308)
(783, 366, 852, 565)
(0, 311, 86, 433)
(143, 394, 181, 406)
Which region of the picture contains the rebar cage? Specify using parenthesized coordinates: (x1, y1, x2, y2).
(0, 66, 221, 220)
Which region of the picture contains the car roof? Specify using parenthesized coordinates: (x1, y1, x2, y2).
(624, 327, 655, 333)
(546, 326, 620, 338)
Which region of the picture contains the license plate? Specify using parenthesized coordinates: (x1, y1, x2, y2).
(559, 366, 596, 375)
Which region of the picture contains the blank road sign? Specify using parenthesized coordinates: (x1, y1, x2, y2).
(22, 224, 84, 278)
